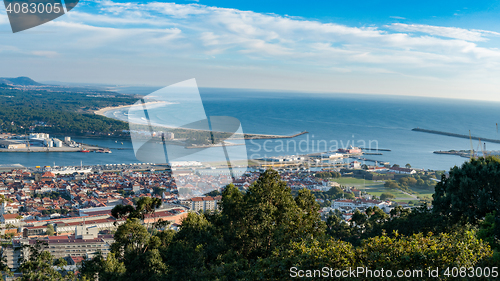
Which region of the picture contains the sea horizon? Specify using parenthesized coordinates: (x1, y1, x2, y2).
(1, 89, 498, 171)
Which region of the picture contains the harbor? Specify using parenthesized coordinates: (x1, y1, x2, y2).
(0, 133, 108, 153)
(0, 145, 108, 153)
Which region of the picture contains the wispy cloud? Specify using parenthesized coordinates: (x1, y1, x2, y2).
(0, 7, 8, 25)
(32, 51, 59, 58)
(1, 0, 500, 99)
(387, 23, 500, 42)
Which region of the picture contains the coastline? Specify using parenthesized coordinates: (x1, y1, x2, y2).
(94, 101, 174, 117)
(96, 102, 310, 140)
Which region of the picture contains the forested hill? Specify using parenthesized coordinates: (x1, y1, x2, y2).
(0, 83, 136, 136)
(0, 76, 41, 86)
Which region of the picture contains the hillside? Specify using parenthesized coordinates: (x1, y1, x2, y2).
(0, 84, 136, 136)
(0, 76, 41, 86)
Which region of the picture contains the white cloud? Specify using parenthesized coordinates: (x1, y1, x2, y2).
(32, 51, 58, 58)
(387, 23, 500, 42)
(0, 45, 20, 53)
(2, 0, 500, 99)
(143, 2, 208, 18)
(0, 9, 8, 25)
(36, 0, 500, 67)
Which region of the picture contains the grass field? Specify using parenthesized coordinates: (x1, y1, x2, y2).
(409, 186, 435, 198)
(332, 177, 434, 202)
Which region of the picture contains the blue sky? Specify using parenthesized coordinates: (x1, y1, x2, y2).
(1, 1, 500, 100)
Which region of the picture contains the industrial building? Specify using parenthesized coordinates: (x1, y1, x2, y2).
(0, 140, 26, 149)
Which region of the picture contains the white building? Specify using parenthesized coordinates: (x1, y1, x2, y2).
(0, 213, 21, 224)
(53, 139, 63, 147)
(332, 199, 389, 211)
(333, 199, 356, 209)
(44, 139, 53, 147)
(388, 167, 416, 174)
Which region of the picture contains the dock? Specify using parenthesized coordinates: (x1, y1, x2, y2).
(412, 128, 500, 144)
(360, 147, 391, 151)
(0, 145, 107, 153)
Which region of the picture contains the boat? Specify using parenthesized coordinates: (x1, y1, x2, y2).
(80, 149, 90, 153)
(96, 149, 112, 153)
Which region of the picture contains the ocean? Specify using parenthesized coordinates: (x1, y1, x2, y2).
(2, 88, 500, 171)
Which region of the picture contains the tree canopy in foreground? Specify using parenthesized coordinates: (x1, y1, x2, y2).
(76, 169, 496, 281)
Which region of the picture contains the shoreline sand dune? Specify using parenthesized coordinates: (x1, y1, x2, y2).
(94, 101, 174, 117)
(94, 101, 306, 139)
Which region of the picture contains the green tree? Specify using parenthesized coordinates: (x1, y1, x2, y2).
(80, 252, 126, 281)
(253, 238, 356, 280)
(407, 177, 417, 186)
(357, 229, 492, 280)
(76, 168, 497, 280)
(111, 204, 135, 220)
(0, 256, 12, 279)
(53, 258, 67, 267)
(416, 178, 425, 186)
(17, 241, 77, 281)
(433, 156, 500, 225)
(46, 224, 55, 236)
(477, 211, 500, 251)
(325, 186, 343, 198)
(224, 170, 325, 260)
(135, 197, 162, 222)
(325, 210, 352, 240)
(204, 190, 221, 197)
(380, 192, 396, 201)
(384, 180, 399, 189)
(111, 197, 161, 226)
(111, 218, 150, 257)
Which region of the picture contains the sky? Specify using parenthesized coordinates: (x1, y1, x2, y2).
(1, 0, 500, 100)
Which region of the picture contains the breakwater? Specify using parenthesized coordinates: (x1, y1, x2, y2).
(412, 128, 500, 144)
(241, 131, 308, 140)
(360, 147, 391, 151)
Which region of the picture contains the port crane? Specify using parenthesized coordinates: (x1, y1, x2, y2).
(469, 130, 488, 159)
(469, 130, 475, 159)
(477, 138, 488, 158)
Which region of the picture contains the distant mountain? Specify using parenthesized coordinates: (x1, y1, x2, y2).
(0, 76, 42, 86)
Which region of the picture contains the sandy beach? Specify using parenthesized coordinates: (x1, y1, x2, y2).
(94, 101, 174, 117)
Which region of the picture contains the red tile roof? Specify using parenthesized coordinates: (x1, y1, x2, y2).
(42, 171, 55, 178)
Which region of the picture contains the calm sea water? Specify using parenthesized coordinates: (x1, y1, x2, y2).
(2, 89, 500, 171)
